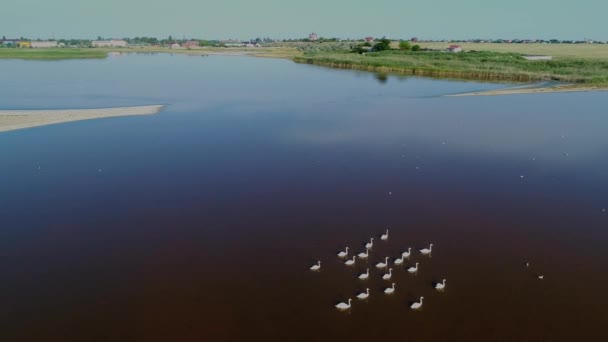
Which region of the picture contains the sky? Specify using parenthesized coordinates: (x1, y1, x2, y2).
(2, 0, 607, 40)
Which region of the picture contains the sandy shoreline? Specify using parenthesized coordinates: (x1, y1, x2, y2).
(0, 105, 165, 133)
(447, 85, 608, 97)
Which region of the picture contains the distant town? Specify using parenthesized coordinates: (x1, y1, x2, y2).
(1, 33, 606, 50)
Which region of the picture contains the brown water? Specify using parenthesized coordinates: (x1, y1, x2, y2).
(1, 55, 607, 341)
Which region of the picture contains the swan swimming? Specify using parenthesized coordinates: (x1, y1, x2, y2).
(309, 261, 321, 271)
(380, 229, 389, 241)
(407, 262, 419, 273)
(357, 248, 370, 259)
(365, 238, 374, 249)
(345, 256, 356, 266)
(358, 268, 370, 280)
(410, 297, 424, 310)
(384, 283, 396, 294)
(335, 298, 352, 310)
(402, 248, 412, 258)
(419, 244, 433, 255)
(356, 288, 370, 300)
(435, 279, 446, 290)
(337, 247, 349, 258)
(376, 257, 389, 269)
(382, 268, 393, 280)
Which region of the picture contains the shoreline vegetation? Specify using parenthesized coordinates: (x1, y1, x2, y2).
(0, 105, 165, 133)
(1, 43, 608, 95)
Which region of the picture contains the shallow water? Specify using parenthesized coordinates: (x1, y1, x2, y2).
(1, 54, 607, 341)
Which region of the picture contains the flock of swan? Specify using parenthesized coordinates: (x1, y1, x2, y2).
(310, 229, 447, 311)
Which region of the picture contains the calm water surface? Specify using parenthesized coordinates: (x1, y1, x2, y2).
(1, 54, 607, 341)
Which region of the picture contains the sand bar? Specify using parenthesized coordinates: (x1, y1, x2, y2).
(0, 105, 165, 133)
(447, 85, 608, 97)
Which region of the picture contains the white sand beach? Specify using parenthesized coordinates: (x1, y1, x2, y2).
(0, 105, 165, 133)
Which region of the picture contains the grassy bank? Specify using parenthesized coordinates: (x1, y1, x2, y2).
(0, 48, 108, 60)
(293, 50, 608, 85)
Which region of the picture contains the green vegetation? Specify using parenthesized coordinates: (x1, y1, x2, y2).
(399, 41, 412, 51)
(0, 48, 107, 60)
(293, 50, 608, 85)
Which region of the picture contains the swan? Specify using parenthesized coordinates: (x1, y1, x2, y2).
(538, 275, 544, 280)
(394, 256, 404, 265)
(335, 298, 352, 310)
(365, 238, 374, 249)
(384, 283, 396, 294)
(419, 244, 433, 255)
(410, 296, 424, 310)
(356, 288, 370, 299)
(382, 268, 393, 280)
(407, 262, 419, 273)
(345, 256, 356, 266)
(376, 257, 389, 269)
(358, 268, 370, 280)
(402, 248, 412, 258)
(380, 229, 389, 241)
(357, 248, 370, 259)
(435, 279, 446, 290)
(309, 261, 321, 271)
(337, 247, 349, 258)
(359, 268, 369, 280)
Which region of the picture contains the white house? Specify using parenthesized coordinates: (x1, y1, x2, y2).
(170, 43, 182, 49)
(92, 40, 128, 47)
(447, 45, 463, 53)
(31, 41, 58, 48)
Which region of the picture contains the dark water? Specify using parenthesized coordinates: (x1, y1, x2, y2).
(1, 54, 607, 341)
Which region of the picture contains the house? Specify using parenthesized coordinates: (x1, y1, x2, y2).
(92, 39, 128, 47)
(183, 40, 199, 48)
(18, 41, 31, 48)
(447, 45, 463, 53)
(364, 36, 375, 42)
(1, 38, 19, 46)
(31, 41, 58, 48)
(170, 43, 181, 49)
(309, 33, 318, 41)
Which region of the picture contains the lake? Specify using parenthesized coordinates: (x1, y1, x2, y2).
(1, 54, 607, 341)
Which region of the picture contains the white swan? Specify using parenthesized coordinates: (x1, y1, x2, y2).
(419, 244, 433, 255)
(357, 248, 370, 259)
(402, 248, 412, 258)
(376, 257, 389, 269)
(345, 256, 356, 266)
(335, 298, 352, 310)
(309, 261, 321, 271)
(384, 283, 396, 294)
(435, 279, 446, 290)
(538, 275, 544, 280)
(337, 247, 349, 258)
(407, 262, 419, 273)
(410, 296, 424, 310)
(394, 256, 404, 265)
(365, 238, 374, 249)
(359, 268, 369, 280)
(358, 268, 370, 280)
(382, 268, 393, 280)
(380, 229, 389, 241)
(356, 288, 370, 299)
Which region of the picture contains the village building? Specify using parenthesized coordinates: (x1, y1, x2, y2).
(447, 45, 463, 53)
(170, 43, 182, 49)
(364, 36, 375, 42)
(309, 33, 319, 41)
(92, 40, 128, 47)
(183, 41, 199, 48)
(31, 41, 58, 48)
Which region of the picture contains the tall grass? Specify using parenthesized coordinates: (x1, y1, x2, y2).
(293, 50, 608, 85)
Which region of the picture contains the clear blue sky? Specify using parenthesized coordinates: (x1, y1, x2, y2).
(2, 0, 606, 40)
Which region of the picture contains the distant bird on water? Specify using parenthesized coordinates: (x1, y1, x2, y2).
(435, 279, 446, 290)
(337, 247, 349, 258)
(335, 299, 352, 310)
(309, 261, 321, 271)
(410, 297, 424, 310)
(380, 229, 389, 241)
